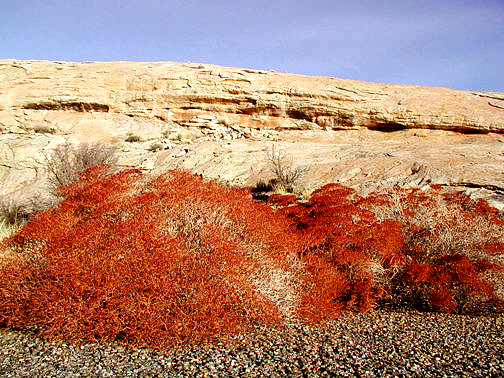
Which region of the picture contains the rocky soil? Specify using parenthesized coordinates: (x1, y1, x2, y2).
(1, 311, 503, 377)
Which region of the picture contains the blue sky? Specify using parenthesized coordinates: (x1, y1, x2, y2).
(1, 0, 503, 91)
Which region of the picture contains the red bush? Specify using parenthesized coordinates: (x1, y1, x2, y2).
(1, 169, 503, 349)
(280, 184, 405, 312)
(365, 187, 504, 313)
(267, 193, 297, 207)
(0, 166, 311, 348)
(279, 184, 504, 314)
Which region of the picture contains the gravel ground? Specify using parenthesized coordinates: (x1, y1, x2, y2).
(0, 310, 503, 377)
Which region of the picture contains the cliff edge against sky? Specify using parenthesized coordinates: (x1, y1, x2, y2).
(1, 60, 503, 208)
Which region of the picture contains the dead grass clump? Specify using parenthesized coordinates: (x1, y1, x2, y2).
(44, 142, 117, 192)
(0, 197, 31, 226)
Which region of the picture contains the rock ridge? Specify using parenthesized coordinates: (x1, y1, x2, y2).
(0, 60, 503, 210)
(1, 60, 503, 135)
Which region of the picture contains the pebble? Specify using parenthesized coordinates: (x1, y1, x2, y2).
(0, 310, 502, 377)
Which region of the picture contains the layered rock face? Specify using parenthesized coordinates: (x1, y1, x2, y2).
(1, 59, 504, 209)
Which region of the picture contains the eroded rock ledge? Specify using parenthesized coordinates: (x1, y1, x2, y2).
(1, 59, 503, 134)
(0, 60, 503, 209)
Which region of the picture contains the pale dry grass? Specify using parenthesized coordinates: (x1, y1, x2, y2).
(172, 200, 303, 323)
(0, 218, 18, 242)
(366, 187, 504, 304)
(253, 265, 300, 324)
(364, 256, 401, 287)
(0, 217, 47, 273)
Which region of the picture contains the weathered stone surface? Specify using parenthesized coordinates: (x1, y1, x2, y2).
(1, 60, 503, 209)
(1, 60, 503, 134)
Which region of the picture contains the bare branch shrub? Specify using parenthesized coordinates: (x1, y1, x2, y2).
(266, 146, 308, 193)
(44, 142, 118, 192)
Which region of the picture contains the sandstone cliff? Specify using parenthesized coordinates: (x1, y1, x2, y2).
(1, 60, 503, 209)
(2, 60, 503, 134)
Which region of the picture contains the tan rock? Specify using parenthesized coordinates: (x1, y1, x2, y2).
(1, 60, 503, 135)
(0, 60, 503, 210)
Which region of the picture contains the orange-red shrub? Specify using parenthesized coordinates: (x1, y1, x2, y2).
(280, 184, 405, 313)
(1, 169, 503, 349)
(267, 193, 297, 207)
(280, 184, 504, 314)
(0, 166, 312, 348)
(363, 187, 504, 313)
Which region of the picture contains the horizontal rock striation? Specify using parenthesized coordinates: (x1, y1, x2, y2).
(1, 59, 503, 134)
(0, 59, 503, 210)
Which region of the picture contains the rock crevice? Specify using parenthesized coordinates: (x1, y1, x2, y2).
(22, 101, 110, 112)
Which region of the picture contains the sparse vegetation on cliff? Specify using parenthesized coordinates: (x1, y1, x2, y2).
(0, 142, 119, 240)
(266, 146, 308, 193)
